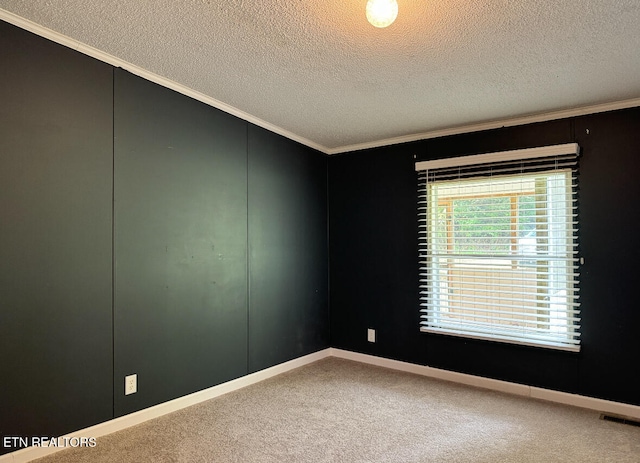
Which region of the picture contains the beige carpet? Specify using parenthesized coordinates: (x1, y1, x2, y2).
(34, 357, 640, 462)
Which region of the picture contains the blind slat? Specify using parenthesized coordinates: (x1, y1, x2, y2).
(419, 327, 580, 352)
(417, 147, 580, 351)
(419, 321, 581, 341)
(419, 314, 581, 329)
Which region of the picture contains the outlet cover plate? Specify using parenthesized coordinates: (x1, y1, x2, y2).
(367, 329, 376, 343)
(125, 374, 137, 395)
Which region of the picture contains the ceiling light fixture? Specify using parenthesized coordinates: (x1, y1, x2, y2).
(366, 0, 398, 28)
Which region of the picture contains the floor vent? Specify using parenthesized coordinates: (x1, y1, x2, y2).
(600, 413, 640, 427)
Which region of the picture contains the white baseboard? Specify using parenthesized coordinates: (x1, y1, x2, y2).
(330, 348, 640, 420)
(4, 349, 331, 463)
(5, 347, 639, 462)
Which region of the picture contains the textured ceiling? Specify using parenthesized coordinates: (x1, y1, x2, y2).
(1, 1, 640, 153)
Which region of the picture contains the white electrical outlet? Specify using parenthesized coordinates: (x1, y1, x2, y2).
(367, 328, 376, 343)
(125, 374, 137, 395)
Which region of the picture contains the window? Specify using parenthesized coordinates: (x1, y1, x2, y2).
(416, 144, 581, 351)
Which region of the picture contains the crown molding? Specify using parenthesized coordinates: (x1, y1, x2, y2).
(0, 8, 329, 155)
(2, 8, 640, 157)
(327, 97, 640, 155)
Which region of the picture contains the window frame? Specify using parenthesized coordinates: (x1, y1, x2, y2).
(416, 144, 581, 352)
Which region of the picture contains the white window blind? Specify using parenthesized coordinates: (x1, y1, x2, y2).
(416, 143, 581, 352)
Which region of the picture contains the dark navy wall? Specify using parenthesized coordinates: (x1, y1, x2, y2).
(328, 143, 420, 365)
(329, 113, 640, 406)
(573, 110, 640, 405)
(0, 20, 329, 453)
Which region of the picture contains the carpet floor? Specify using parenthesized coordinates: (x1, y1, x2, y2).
(34, 357, 640, 462)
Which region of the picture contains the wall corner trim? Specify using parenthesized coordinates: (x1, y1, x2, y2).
(7, 349, 331, 463)
(329, 348, 640, 420)
(6, 347, 640, 462)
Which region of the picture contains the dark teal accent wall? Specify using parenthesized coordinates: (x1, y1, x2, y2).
(248, 126, 329, 373)
(0, 21, 114, 443)
(113, 69, 250, 416)
(0, 20, 329, 453)
(2, 11, 640, 456)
